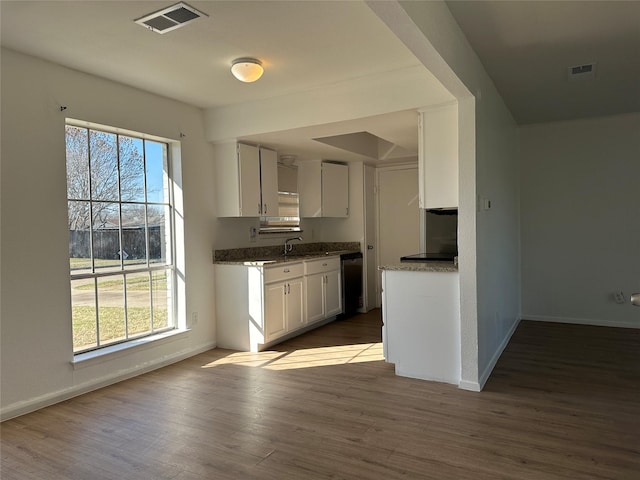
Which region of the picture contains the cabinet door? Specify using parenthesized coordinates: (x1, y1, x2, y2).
(286, 277, 305, 331)
(298, 161, 322, 217)
(238, 143, 261, 217)
(264, 282, 287, 342)
(418, 105, 458, 209)
(305, 273, 325, 324)
(322, 162, 349, 217)
(324, 269, 343, 317)
(259, 148, 279, 216)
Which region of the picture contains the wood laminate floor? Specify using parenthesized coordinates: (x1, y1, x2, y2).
(2, 311, 639, 479)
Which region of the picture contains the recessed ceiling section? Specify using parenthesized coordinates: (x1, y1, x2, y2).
(313, 132, 412, 161)
(134, 2, 207, 34)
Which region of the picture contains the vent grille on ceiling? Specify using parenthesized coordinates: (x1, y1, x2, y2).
(568, 63, 596, 81)
(134, 2, 207, 34)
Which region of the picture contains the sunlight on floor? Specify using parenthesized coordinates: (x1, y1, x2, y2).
(202, 343, 384, 370)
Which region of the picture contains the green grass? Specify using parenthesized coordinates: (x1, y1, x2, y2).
(74, 272, 167, 291)
(73, 306, 169, 352)
(70, 264, 171, 351)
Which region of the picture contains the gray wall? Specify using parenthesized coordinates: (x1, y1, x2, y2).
(520, 112, 640, 327)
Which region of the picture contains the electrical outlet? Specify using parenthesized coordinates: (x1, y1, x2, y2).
(191, 311, 199, 326)
(614, 291, 625, 304)
(249, 226, 257, 243)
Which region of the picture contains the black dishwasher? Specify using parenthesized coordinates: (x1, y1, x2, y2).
(340, 252, 363, 318)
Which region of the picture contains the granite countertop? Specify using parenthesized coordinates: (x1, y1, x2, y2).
(215, 250, 358, 266)
(379, 261, 458, 273)
(213, 242, 360, 266)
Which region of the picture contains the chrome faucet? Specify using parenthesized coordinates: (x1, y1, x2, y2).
(284, 236, 303, 256)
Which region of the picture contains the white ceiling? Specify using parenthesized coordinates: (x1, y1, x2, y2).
(0, 1, 425, 109)
(2, 1, 637, 161)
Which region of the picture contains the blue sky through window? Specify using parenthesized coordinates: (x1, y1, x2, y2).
(145, 141, 167, 204)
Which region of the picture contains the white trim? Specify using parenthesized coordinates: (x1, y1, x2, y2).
(72, 328, 189, 369)
(66, 117, 179, 143)
(417, 100, 458, 114)
(466, 317, 521, 392)
(524, 314, 639, 330)
(458, 380, 481, 392)
(1, 341, 216, 422)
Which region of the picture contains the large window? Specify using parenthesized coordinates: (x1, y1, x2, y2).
(66, 123, 175, 354)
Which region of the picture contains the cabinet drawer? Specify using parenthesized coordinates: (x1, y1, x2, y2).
(305, 256, 340, 275)
(264, 262, 304, 284)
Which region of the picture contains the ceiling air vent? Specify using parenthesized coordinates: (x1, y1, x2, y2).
(568, 63, 596, 81)
(135, 2, 207, 34)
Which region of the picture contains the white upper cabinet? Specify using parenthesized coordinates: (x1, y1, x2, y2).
(298, 161, 322, 217)
(418, 103, 458, 209)
(298, 160, 349, 217)
(215, 142, 279, 217)
(258, 147, 279, 217)
(237, 143, 261, 216)
(322, 162, 349, 217)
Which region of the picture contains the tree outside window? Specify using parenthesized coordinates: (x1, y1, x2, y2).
(66, 124, 174, 353)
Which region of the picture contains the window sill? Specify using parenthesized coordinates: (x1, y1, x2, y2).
(71, 329, 190, 370)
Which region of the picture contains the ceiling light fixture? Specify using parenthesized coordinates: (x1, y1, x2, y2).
(231, 58, 264, 83)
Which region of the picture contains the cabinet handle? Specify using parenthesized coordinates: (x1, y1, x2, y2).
(284, 268, 290, 273)
(258, 203, 261, 215)
(322, 263, 327, 266)
(287, 283, 291, 294)
(264, 203, 268, 215)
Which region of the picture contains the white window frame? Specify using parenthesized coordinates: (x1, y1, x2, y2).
(66, 119, 181, 355)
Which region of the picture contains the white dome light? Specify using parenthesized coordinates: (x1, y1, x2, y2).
(231, 58, 264, 83)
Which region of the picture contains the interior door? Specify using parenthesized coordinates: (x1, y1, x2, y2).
(364, 164, 378, 309)
(377, 166, 420, 284)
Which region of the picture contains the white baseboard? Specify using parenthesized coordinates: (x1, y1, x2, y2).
(479, 317, 521, 389)
(458, 380, 481, 392)
(463, 317, 521, 392)
(1, 341, 216, 422)
(524, 314, 639, 329)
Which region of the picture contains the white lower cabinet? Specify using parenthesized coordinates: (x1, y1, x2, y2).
(305, 273, 325, 324)
(381, 269, 460, 385)
(264, 282, 287, 341)
(304, 257, 342, 325)
(215, 255, 343, 352)
(264, 276, 304, 343)
(324, 269, 342, 317)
